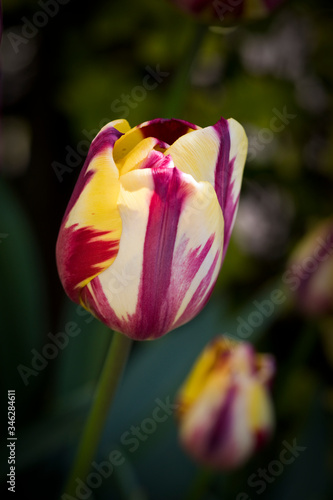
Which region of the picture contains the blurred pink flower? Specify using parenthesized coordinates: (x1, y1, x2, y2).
(169, 0, 286, 24)
(284, 217, 333, 316)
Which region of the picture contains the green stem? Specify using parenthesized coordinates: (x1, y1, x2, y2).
(184, 467, 215, 500)
(61, 331, 132, 497)
(163, 22, 207, 118)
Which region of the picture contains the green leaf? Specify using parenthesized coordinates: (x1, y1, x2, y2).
(0, 179, 48, 413)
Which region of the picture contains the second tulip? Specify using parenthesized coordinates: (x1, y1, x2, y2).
(176, 337, 275, 469)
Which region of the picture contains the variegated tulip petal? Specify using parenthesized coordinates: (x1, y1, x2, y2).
(113, 118, 198, 166)
(255, 353, 276, 387)
(81, 166, 224, 340)
(287, 218, 333, 315)
(208, 380, 254, 468)
(99, 119, 131, 135)
(180, 373, 273, 469)
(177, 339, 275, 470)
(117, 137, 171, 175)
(140, 151, 174, 170)
(165, 117, 248, 259)
(247, 382, 275, 448)
(180, 375, 253, 469)
(177, 337, 237, 418)
(56, 125, 124, 303)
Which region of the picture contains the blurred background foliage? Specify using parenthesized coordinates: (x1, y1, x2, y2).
(1, 0, 333, 498)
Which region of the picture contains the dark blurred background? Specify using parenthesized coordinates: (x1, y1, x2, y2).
(1, 0, 333, 499)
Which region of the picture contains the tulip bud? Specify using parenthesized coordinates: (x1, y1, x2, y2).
(169, 0, 286, 24)
(285, 217, 333, 316)
(56, 118, 247, 340)
(176, 337, 275, 469)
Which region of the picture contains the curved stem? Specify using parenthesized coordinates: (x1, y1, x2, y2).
(184, 467, 215, 500)
(61, 331, 132, 497)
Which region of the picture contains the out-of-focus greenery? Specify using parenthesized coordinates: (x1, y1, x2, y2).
(1, 0, 333, 499)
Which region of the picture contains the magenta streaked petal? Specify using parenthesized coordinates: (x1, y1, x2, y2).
(141, 151, 174, 170)
(213, 118, 244, 259)
(56, 225, 119, 303)
(56, 115, 247, 341)
(131, 167, 190, 338)
(213, 118, 239, 256)
(126, 168, 222, 339)
(62, 125, 123, 221)
(81, 277, 123, 333)
(206, 384, 238, 455)
(84, 166, 223, 339)
(177, 337, 275, 470)
(173, 244, 221, 329)
(287, 218, 333, 316)
(164, 117, 247, 261)
(55, 123, 124, 304)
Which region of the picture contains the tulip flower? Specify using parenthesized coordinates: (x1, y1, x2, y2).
(284, 217, 333, 316)
(56, 117, 247, 340)
(169, 0, 285, 23)
(176, 337, 275, 469)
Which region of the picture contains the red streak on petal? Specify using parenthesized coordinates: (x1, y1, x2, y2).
(81, 239, 220, 340)
(141, 151, 173, 170)
(56, 224, 119, 303)
(206, 383, 238, 456)
(174, 246, 221, 329)
(213, 118, 238, 259)
(126, 169, 220, 339)
(81, 277, 124, 333)
(76, 168, 222, 340)
(126, 167, 189, 339)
